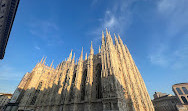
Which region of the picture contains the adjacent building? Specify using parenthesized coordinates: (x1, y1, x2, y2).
(152, 83, 188, 111)
(172, 83, 188, 111)
(7, 30, 154, 111)
(0, 0, 20, 59)
(152, 92, 179, 111)
(0, 93, 12, 111)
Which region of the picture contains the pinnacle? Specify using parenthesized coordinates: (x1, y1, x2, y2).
(90, 41, 93, 49)
(106, 28, 108, 35)
(80, 47, 83, 60)
(67, 50, 73, 62)
(40, 56, 44, 64)
(43, 57, 47, 64)
(85, 53, 87, 60)
(72, 53, 75, 63)
(114, 33, 119, 44)
(50, 60, 54, 68)
(118, 34, 123, 44)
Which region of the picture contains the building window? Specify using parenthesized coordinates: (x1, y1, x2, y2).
(30, 96, 37, 105)
(182, 87, 188, 94)
(96, 63, 102, 99)
(30, 82, 43, 105)
(176, 88, 183, 95)
(60, 73, 69, 101)
(181, 96, 188, 104)
(69, 72, 77, 102)
(72, 72, 76, 84)
(37, 82, 42, 91)
(81, 69, 87, 101)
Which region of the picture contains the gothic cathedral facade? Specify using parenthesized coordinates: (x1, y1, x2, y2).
(15, 30, 154, 111)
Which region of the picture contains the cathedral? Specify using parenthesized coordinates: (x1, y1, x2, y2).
(10, 30, 154, 111)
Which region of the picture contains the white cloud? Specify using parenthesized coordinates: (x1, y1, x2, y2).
(157, 0, 188, 36)
(29, 20, 59, 38)
(34, 46, 40, 50)
(149, 45, 168, 67)
(91, 0, 99, 7)
(149, 0, 188, 69)
(91, 0, 135, 44)
(104, 13, 116, 28)
(28, 19, 63, 47)
(148, 0, 188, 69)
(158, 0, 177, 14)
(0, 64, 23, 81)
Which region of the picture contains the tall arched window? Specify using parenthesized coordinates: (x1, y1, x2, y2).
(182, 87, 188, 94)
(37, 82, 42, 91)
(176, 88, 183, 95)
(72, 72, 76, 84)
(60, 73, 68, 101)
(30, 82, 43, 105)
(81, 69, 87, 101)
(96, 63, 102, 99)
(181, 96, 188, 104)
(69, 72, 77, 102)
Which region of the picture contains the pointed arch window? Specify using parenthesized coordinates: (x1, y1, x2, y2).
(81, 69, 87, 101)
(69, 72, 77, 102)
(72, 72, 77, 84)
(36, 82, 42, 91)
(30, 82, 43, 105)
(96, 63, 102, 99)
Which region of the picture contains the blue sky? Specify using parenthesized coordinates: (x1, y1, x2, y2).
(0, 0, 188, 99)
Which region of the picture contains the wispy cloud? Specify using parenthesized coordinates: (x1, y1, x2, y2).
(28, 18, 64, 47)
(29, 20, 59, 38)
(0, 63, 23, 81)
(149, 0, 188, 69)
(34, 46, 40, 50)
(91, 0, 99, 7)
(0, 63, 23, 93)
(149, 43, 168, 67)
(91, 0, 135, 43)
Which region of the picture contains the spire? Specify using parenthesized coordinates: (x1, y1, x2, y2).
(79, 47, 83, 61)
(108, 32, 113, 43)
(67, 50, 73, 62)
(42, 57, 47, 64)
(106, 28, 108, 35)
(90, 41, 94, 54)
(85, 53, 87, 60)
(102, 31, 105, 49)
(40, 56, 44, 64)
(72, 53, 75, 63)
(50, 60, 54, 68)
(118, 34, 123, 45)
(60, 61, 64, 69)
(102, 30, 104, 39)
(105, 30, 111, 46)
(114, 33, 119, 46)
